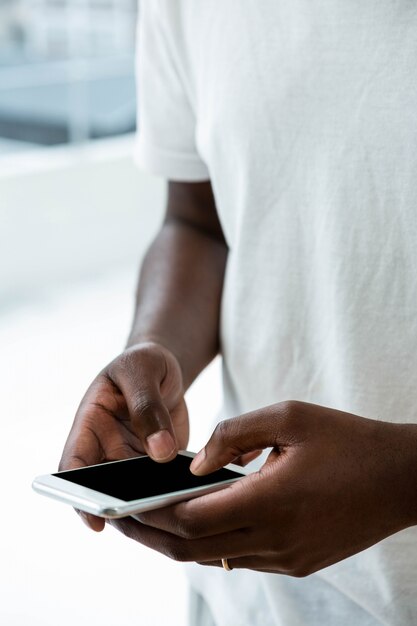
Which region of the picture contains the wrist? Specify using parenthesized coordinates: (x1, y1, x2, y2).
(126, 333, 171, 353)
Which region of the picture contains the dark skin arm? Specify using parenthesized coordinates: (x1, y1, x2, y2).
(59, 180, 229, 530)
(127, 180, 227, 389)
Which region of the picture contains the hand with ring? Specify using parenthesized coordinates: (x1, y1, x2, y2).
(108, 400, 417, 577)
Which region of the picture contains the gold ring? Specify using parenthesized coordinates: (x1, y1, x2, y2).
(222, 558, 232, 571)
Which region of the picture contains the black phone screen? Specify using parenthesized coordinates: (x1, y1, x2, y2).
(54, 455, 242, 501)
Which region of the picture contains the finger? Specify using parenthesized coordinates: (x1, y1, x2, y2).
(107, 350, 178, 462)
(59, 374, 147, 533)
(190, 403, 297, 475)
(76, 509, 105, 533)
(59, 401, 108, 532)
(59, 375, 130, 471)
(59, 378, 128, 530)
(134, 475, 261, 538)
(108, 517, 258, 563)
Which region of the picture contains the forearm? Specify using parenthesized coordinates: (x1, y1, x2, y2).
(127, 218, 227, 390)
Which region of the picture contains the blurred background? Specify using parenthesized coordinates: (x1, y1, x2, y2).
(0, 1, 221, 624)
(0, 0, 137, 151)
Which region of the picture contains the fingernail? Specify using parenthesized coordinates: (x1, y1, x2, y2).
(190, 448, 206, 475)
(146, 430, 176, 461)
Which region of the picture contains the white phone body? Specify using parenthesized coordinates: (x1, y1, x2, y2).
(32, 450, 247, 519)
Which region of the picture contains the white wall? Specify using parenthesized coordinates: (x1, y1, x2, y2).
(0, 136, 165, 306)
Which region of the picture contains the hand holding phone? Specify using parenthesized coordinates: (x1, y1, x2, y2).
(33, 451, 246, 518)
(58, 342, 189, 530)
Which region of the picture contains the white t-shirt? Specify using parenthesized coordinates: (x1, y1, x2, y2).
(135, 2, 417, 625)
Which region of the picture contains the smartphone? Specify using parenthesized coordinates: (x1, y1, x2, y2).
(32, 451, 246, 518)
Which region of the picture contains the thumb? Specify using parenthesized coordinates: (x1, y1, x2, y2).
(116, 378, 178, 461)
(190, 405, 286, 476)
(108, 372, 178, 463)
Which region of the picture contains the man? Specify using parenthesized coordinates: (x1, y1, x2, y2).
(59, 2, 417, 624)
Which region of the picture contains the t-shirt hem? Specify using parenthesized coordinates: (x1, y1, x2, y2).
(133, 136, 210, 182)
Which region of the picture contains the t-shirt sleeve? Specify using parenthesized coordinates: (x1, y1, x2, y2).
(134, 0, 210, 181)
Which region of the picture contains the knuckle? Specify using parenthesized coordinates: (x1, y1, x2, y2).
(212, 417, 247, 459)
(131, 397, 163, 424)
(277, 400, 297, 419)
(105, 357, 121, 381)
(113, 350, 138, 376)
(213, 419, 230, 444)
(213, 420, 227, 441)
(276, 400, 304, 433)
(118, 344, 162, 374)
(107, 348, 147, 381)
